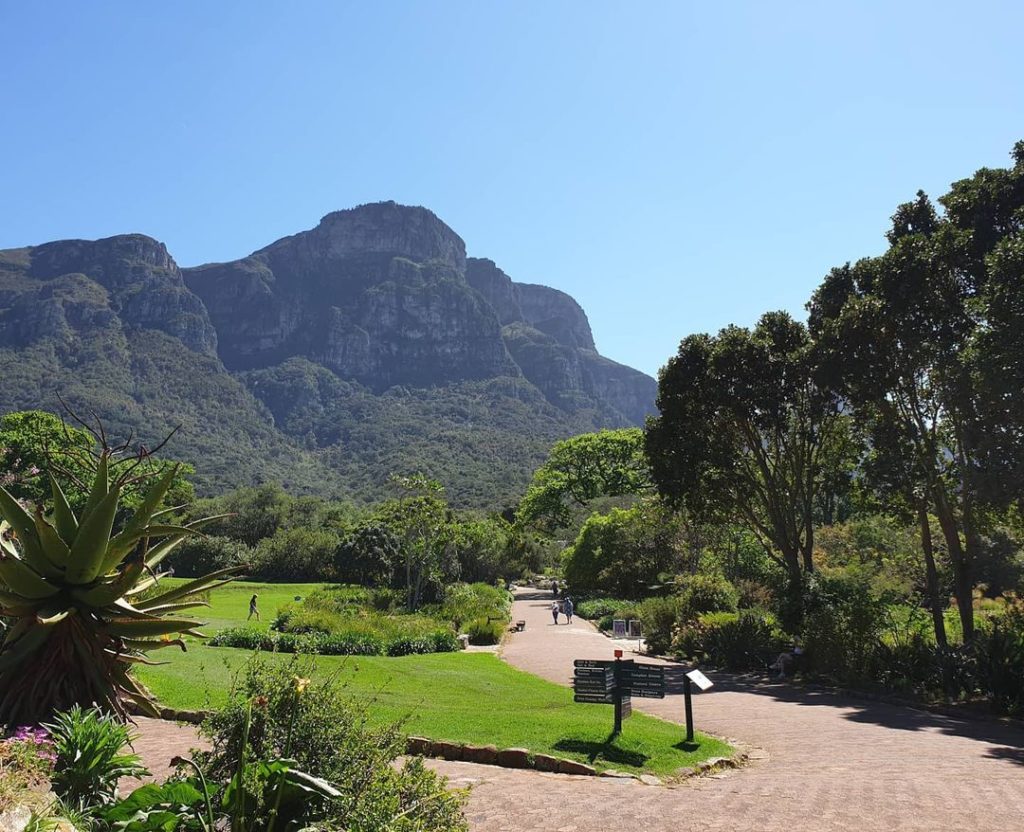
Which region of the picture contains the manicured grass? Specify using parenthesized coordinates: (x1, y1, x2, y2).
(154, 579, 325, 633)
(138, 648, 731, 778)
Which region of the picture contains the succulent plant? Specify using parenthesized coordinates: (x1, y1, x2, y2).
(0, 451, 242, 726)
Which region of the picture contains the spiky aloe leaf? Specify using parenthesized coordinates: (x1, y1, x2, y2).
(80, 453, 110, 524)
(33, 508, 71, 573)
(0, 486, 54, 576)
(134, 565, 246, 610)
(49, 473, 78, 546)
(71, 559, 146, 608)
(0, 553, 61, 599)
(105, 617, 206, 639)
(65, 485, 121, 585)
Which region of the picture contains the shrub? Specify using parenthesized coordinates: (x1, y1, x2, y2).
(677, 574, 739, 621)
(636, 596, 681, 655)
(168, 534, 252, 578)
(975, 604, 1024, 715)
(673, 609, 786, 670)
(575, 598, 632, 621)
(197, 656, 468, 831)
(45, 706, 149, 811)
(210, 625, 461, 657)
(465, 617, 505, 645)
(800, 571, 887, 683)
(433, 582, 511, 630)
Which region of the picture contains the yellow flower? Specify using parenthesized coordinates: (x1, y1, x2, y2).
(293, 676, 311, 694)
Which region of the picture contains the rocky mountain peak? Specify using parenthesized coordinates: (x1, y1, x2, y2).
(259, 201, 467, 275)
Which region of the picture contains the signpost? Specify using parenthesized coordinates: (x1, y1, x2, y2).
(573, 656, 665, 735)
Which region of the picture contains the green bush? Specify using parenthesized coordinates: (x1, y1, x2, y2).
(197, 656, 467, 831)
(465, 617, 505, 645)
(800, 571, 887, 683)
(975, 605, 1024, 715)
(45, 706, 149, 812)
(575, 598, 632, 621)
(677, 573, 739, 621)
(636, 596, 681, 655)
(431, 583, 512, 631)
(210, 625, 461, 657)
(673, 609, 786, 670)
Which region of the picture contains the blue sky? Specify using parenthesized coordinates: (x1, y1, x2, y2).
(2, 1, 1021, 377)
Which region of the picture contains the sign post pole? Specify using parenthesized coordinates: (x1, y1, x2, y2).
(683, 675, 694, 742)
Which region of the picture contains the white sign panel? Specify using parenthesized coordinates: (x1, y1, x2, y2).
(685, 669, 714, 691)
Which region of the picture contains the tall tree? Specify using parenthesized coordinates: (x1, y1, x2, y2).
(516, 428, 651, 531)
(646, 312, 846, 588)
(809, 141, 1024, 642)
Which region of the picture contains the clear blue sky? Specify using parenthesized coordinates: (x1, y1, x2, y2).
(2, 2, 1021, 377)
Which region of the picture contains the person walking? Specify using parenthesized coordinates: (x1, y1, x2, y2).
(248, 593, 260, 621)
(564, 596, 574, 624)
(551, 579, 559, 598)
(551, 599, 560, 625)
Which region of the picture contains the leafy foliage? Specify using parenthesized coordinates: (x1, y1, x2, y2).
(516, 428, 650, 530)
(45, 705, 149, 811)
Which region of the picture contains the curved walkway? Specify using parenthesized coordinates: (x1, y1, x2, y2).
(131, 588, 1024, 831)
(430, 588, 1024, 831)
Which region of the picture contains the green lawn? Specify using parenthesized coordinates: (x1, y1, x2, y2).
(156, 579, 325, 633)
(138, 648, 731, 778)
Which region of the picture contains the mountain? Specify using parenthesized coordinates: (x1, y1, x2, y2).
(0, 202, 656, 507)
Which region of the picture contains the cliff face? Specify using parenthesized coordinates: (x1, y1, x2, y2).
(185, 204, 517, 388)
(0, 202, 657, 506)
(12, 234, 218, 355)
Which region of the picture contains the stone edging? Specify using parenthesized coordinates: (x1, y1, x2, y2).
(405, 736, 748, 783)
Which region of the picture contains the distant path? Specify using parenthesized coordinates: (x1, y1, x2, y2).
(131, 588, 1024, 831)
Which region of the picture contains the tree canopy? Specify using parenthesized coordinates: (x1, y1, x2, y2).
(516, 428, 650, 531)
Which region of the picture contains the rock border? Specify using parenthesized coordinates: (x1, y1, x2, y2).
(404, 736, 749, 783)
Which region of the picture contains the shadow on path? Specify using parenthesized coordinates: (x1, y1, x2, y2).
(693, 670, 1024, 763)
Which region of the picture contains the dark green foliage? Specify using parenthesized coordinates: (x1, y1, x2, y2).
(45, 706, 149, 811)
(464, 617, 505, 645)
(646, 313, 848, 586)
(516, 428, 650, 530)
(253, 527, 342, 582)
(335, 523, 400, 586)
(634, 596, 681, 655)
(0, 410, 194, 511)
(573, 598, 634, 621)
(799, 571, 887, 683)
(676, 573, 739, 620)
(197, 657, 468, 832)
(561, 502, 682, 598)
(672, 610, 786, 670)
(171, 535, 251, 578)
(209, 626, 460, 657)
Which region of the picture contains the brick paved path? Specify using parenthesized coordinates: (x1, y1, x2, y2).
(131, 588, 1024, 831)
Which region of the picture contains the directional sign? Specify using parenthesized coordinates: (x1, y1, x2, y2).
(574, 667, 614, 679)
(574, 659, 613, 669)
(626, 684, 667, 696)
(574, 693, 613, 704)
(619, 694, 632, 720)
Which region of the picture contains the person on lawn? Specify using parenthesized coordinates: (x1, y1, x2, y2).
(248, 593, 260, 621)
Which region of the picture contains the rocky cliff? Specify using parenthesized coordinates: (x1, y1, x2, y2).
(0, 202, 656, 505)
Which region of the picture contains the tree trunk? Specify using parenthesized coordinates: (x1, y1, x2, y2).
(918, 506, 948, 649)
(931, 488, 974, 643)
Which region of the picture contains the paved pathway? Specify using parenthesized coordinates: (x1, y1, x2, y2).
(130, 588, 1024, 831)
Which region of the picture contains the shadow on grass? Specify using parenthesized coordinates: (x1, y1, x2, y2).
(553, 731, 649, 767)
(673, 740, 700, 753)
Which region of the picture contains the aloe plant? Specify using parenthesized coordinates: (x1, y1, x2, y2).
(0, 451, 243, 726)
